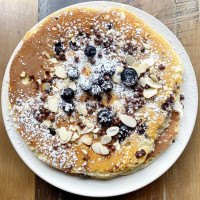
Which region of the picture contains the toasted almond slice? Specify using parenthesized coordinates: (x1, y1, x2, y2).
(142, 43, 151, 50)
(113, 140, 120, 151)
(139, 76, 162, 89)
(81, 123, 94, 134)
(76, 104, 88, 116)
(70, 132, 79, 141)
(173, 99, 183, 118)
(101, 135, 112, 144)
(21, 77, 30, 85)
(47, 95, 60, 112)
(20, 71, 26, 78)
(93, 128, 100, 134)
(58, 127, 72, 143)
(43, 83, 51, 91)
(56, 79, 70, 90)
(68, 81, 76, 90)
(106, 126, 119, 136)
(118, 67, 124, 73)
(82, 137, 92, 145)
(99, 145, 109, 155)
(91, 142, 101, 154)
(43, 51, 50, 59)
(126, 55, 135, 65)
(141, 58, 155, 66)
(117, 41, 125, 48)
(55, 67, 67, 79)
(49, 57, 59, 64)
(119, 114, 136, 128)
(93, 134, 98, 139)
(112, 71, 121, 83)
(42, 120, 51, 128)
(143, 88, 158, 98)
(150, 74, 158, 82)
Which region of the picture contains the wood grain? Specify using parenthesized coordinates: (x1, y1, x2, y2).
(0, 0, 38, 200)
(0, 0, 199, 199)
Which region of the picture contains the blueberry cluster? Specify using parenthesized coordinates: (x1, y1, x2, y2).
(79, 64, 115, 96)
(61, 88, 75, 113)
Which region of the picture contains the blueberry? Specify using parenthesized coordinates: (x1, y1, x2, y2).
(90, 84, 102, 96)
(67, 67, 79, 79)
(97, 110, 113, 126)
(63, 102, 74, 113)
(84, 45, 96, 57)
(121, 68, 138, 86)
(55, 42, 63, 55)
(79, 77, 92, 91)
(102, 81, 113, 92)
(90, 73, 104, 85)
(102, 65, 115, 77)
(118, 125, 130, 142)
(61, 88, 74, 102)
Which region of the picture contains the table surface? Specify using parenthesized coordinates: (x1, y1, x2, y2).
(0, 0, 200, 199)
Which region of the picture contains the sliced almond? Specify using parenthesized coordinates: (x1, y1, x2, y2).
(91, 142, 109, 155)
(106, 126, 119, 136)
(20, 71, 26, 78)
(141, 58, 155, 66)
(126, 55, 135, 65)
(43, 83, 51, 91)
(99, 145, 109, 155)
(150, 74, 158, 82)
(58, 127, 72, 143)
(91, 142, 101, 154)
(113, 140, 120, 151)
(117, 41, 125, 48)
(56, 79, 70, 90)
(173, 98, 183, 118)
(76, 104, 88, 116)
(101, 135, 112, 144)
(93, 128, 100, 134)
(143, 88, 158, 98)
(81, 123, 94, 134)
(68, 81, 76, 90)
(93, 134, 98, 139)
(21, 77, 30, 85)
(69, 116, 75, 123)
(42, 120, 51, 128)
(139, 76, 162, 89)
(43, 51, 50, 59)
(118, 67, 124, 73)
(82, 137, 92, 145)
(112, 71, 121, 83)
(70, 132, 79, 141)
(119, 114, 136, 128)
(49, 57, 59, 64)
(47, 95, 60, 112)
(142, 43, 151, 50)
(71, 37, 76, 43)
(55, 67, 67, 79)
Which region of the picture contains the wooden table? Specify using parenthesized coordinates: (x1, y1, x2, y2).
(0, 0, 199, 199)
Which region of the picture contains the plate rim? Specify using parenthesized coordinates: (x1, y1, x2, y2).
(1, 1, 198, 197)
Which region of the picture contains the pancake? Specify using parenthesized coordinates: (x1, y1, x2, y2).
(8, 7, 183, 179)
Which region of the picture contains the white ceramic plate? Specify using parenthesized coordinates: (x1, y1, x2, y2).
(2, 1, 198, 197)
